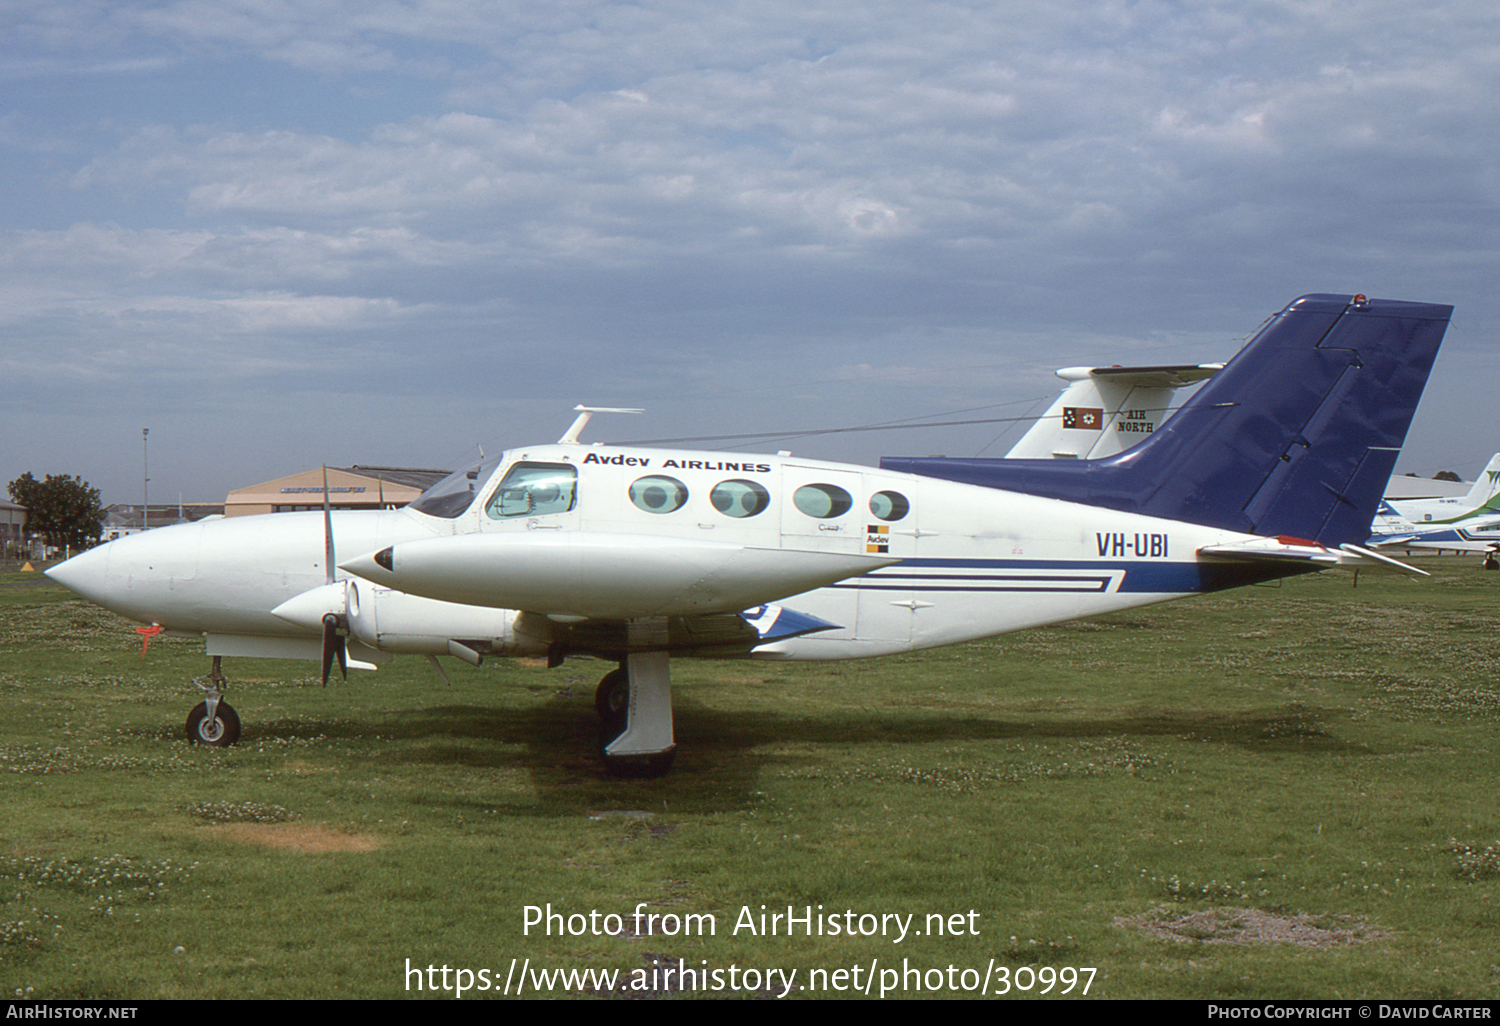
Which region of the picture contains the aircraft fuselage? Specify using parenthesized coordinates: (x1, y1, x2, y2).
(50, 442, 1290, 666)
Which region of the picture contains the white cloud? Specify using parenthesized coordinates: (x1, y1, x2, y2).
(4, 1, 1500, 501)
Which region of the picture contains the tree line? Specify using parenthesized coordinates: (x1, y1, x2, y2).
(7, 473, 105, 551)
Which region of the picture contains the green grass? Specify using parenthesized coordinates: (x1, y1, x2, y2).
(2, 560, 1499, 999)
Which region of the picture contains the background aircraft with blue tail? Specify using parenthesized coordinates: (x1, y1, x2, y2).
(47, 294, 1452, 776)
(1367, 456, 1500, 567)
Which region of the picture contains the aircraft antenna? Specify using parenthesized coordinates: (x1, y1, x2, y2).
(558, 405, 644, 444)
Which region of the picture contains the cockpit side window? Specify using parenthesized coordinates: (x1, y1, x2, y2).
(486, 463, 577, 519)
(408, 455, 503, 519)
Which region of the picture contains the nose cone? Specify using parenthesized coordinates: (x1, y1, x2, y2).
(43, 524, 202, 627)
(45, 544, 116, 608)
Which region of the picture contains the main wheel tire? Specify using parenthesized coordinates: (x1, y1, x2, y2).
(1484, 556, 1498, 571)
(594, 668, 629, 721)
(594, 668, 675, 777)
(596, 669, 630, 754)
(186, 701, 241, 747)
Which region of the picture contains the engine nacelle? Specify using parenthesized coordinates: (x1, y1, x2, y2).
(346, 581, 549, 657)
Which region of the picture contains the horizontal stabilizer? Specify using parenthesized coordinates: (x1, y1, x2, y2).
(1337, 543, 1430, 575)
(1081, 364, 1222, 388)
(1197, 536, 1428, 576)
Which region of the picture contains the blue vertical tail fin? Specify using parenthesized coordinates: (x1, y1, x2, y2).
(881, 294, 1452, 545)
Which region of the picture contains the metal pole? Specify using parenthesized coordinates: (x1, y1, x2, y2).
(142, 428, 150, 532)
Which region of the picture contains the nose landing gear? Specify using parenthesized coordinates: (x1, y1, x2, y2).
(186, 656, 241, 747)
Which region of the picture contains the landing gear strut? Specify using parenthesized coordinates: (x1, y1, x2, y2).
(594, 651, 675, 779)
(187, 656, 241, 747)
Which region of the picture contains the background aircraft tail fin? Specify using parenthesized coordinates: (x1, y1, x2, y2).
(1456, 453, 1500, 511)
(882, 294, 1452, 546)
(1003, 363, 1221, 460)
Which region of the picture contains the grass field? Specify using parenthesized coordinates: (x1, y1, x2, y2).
(2, 560, 1498, 1000)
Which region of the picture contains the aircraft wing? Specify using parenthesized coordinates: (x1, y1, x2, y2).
(1397, 540, 1500, 554)
(524, 603, 841, 659)
(1366, 515, 1500, 553)
(1367, 534, 1500, 554)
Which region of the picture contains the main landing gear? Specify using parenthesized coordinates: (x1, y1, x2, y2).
(175, 650, 678, 776)
(594, 651, 676, 779)
(186, 656, 241, 747)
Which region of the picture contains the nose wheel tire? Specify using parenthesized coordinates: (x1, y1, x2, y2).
(186, 701, 241, 747)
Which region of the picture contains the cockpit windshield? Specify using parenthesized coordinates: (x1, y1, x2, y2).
(407, 454, 504, 519)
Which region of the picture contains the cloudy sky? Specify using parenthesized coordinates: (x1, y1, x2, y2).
(5, 0, 1498, 507)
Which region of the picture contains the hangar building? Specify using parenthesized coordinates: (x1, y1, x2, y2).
(225, 466, 449, 517)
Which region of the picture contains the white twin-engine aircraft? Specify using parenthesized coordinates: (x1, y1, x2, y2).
(48, 294, 1452, 777)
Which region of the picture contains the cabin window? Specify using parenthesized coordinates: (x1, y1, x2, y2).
(629, 475, 689, 514)
(486, 463, 577, 519)
(869, 490, 910, 522)
(793, 483, 853, 519)
(710, 479, 771, 518)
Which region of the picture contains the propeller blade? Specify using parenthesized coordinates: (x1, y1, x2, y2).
(319, 468, 348, 686)
(321, 612, 347, 686)
(322, 466, 336, 587)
